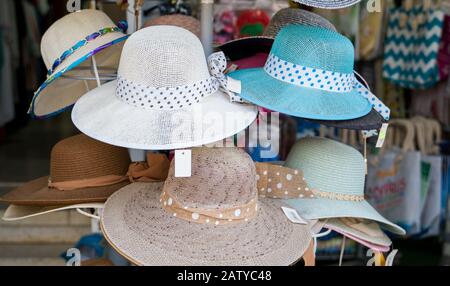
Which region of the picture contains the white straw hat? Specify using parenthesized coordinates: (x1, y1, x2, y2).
(101, 148, 314, 266)
(30, 9, 128, 118)
(72, 26, 258, 150)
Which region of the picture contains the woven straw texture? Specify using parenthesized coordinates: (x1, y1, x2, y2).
(283, 137, 405, 235)
(0, 134, 131, 206)
(228, 25, 371, 120)
(33, 9, 127, 117)
(264, 8, 336, 37)
(144, 14, 201, 38)
(101, 147, 313, 266)
(292, 0, 361, 9)
(72, 26, 257, 150)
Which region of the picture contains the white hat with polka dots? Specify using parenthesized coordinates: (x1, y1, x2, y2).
(72, 25, 258, 150)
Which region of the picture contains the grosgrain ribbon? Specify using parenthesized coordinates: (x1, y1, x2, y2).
(47, 21, 128, 76)
(48, 175, 128, 191)
(160, 189, 258, 225)
(208, 52, 246, 103)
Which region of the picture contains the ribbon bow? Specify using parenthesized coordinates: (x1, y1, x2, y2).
(208, 52, 246, 103)
(127, 153, 170, 183)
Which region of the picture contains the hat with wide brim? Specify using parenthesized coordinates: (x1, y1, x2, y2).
(292, 0, 361, 9)
(101, 182, 313, 266)
(286, 196, 405, 235)
(2, 203, 104, 221)
(0, 176, 129, 206)
(30, 10, 128, 118)
(325, 224, 391, 252)
(72, 81, 258, 150)
(325, 218, 392, 247)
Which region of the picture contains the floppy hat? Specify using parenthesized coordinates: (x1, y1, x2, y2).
(72, 26, 258, 150)
(2, 203, 104, 221)
(325, 218, 392, 247)
(281, 137, 405, 235)
(144, 14, 201, 38)
(292, 0, 361, 9)
(101, 148, 314, 266)
(220, 9, 387, 130)
(228, 25, 390, 121)
(29, 9, 129, 118)
(0, 135, 169, 206)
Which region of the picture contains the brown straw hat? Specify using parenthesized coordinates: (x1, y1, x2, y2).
(101, 148, 314, 266)
(143, 14, 201, 38)
(0, 134, 132, 206)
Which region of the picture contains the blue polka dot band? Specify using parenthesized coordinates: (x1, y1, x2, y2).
(263, 53, 390, 122)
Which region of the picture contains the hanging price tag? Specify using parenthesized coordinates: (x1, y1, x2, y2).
(175, 150, 192, 178)
(376, 123, 389, 148)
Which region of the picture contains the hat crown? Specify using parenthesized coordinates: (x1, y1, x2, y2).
(49, 134, 130, 183)
(118, 26, 210, 89)
(41, 10, 117, 69)
(270, 25, 354, 74)
(144, 15, 201, 38)
(163, 148, 257, 210)
(263, 8, 336, 37)
(285, 137, 365, 196)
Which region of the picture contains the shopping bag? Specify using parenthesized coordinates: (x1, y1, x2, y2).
(383, 3, 444, 89)
(366, 120, 422, 235)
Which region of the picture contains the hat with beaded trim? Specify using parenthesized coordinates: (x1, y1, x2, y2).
(100, 147, 315, 266)
(281, 137, 405, 235)
(228, 25, 390, 122)
(72, 25, 257, 150)
(29, 9, 129, 118)
(292, 0, 361, 9)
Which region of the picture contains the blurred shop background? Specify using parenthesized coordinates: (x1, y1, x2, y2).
(0, 0, 449, 266)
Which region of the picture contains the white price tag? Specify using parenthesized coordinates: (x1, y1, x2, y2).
(175, 150, 192, 178)
(227, 77, 242, 94)
(281, 207, 308, 225)
(376, 123, 389, 148)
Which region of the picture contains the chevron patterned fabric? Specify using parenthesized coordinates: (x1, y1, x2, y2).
(383, 5, 444, 89)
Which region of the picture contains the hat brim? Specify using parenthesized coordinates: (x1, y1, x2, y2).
(325, 218, 392, 247)
(284, 197, 406, 235)
(30, 33, 128, 119)
(326, 224, 391, 252)
(293, 0, 361, 9)
(0, 176, 130, 206)
(2, 203, 104, 221)
(101, 182, 314, 266)
(229, 68, 372, 120)
(72, 81, 258, 150)
(218, 37, 274, 61)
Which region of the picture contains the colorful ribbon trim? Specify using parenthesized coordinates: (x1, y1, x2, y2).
(47, 21, 128, 77)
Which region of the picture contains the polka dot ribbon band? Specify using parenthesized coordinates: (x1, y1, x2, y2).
(160, 190, 258, 225)
(116, 52, 245, 110)
(47, 21, 128, 76)
(264, 53, 391, 128)
(256, 163, 365, 202)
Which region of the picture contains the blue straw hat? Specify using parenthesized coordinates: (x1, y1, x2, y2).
(282, 137, 405, 235)
(228, 25, 379, 121)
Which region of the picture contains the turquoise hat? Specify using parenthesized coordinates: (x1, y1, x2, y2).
(228, 25, 381, 121)
(283, 137, 405, 235)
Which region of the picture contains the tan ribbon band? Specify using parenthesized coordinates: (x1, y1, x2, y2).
(256, 163, 365, 202)
(255, 163, 315, 199)
(49, 153, 170, 191)
(48, 175, 128, 191)
(160, 190, 258, 225)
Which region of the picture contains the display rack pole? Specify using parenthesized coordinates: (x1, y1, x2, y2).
(91, 56, 102, 87)
(200, 0, 214, 56)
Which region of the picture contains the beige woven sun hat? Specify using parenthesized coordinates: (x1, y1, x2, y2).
(101, 148, 314, 266)
(143, 14, 201, 38)
(72, 25, 257, 150)
(29, 9, 128, 118)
